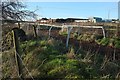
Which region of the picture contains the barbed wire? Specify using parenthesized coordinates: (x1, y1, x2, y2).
(9, 53, 22, 80)
(16, 52, 34, 80)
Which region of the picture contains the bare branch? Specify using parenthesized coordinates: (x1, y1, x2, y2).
(1, 0, 37, 21)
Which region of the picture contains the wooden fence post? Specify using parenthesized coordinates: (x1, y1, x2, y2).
(115, 23, 120, 38)
(12, 30, 23, 78)
(33, 25, 37, 38)
(18, 22, 21, 29)
(117, 23, 120, 38)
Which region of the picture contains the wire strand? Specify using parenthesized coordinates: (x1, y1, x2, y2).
(16, 52, 34, 80)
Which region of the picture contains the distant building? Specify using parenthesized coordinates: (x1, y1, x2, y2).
(103, 19, 119, 23)
(55, 18, 66, 23)
(65, 18, 89, 23)
(37, 18, 50, 24)
(103, 19, 112, 23)
(89, 17, 102, 23)
(40, 18, 49, 23)
(118, 1, 120, 20)
(75, 19, 89, 23)
(55, 18, 89, 23)
(112, 19, 119, 23)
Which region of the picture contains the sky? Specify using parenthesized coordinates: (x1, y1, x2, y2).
(24, 2, 118, 19)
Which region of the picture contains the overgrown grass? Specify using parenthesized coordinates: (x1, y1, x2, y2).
(2, 38, 120, 79)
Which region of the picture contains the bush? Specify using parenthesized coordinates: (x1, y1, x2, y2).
(95, 35, 104, 40)
(59, 31, 68, 36)
(108, 38, 114, 47)
(12, 28, 27, 41)
(100, 38, 109, 46)
(114, 38, 120, 48)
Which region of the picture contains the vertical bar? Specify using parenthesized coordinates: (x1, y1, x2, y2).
(66, 26, 73, 48)
(102, 27, 106, 38)
(48, 26, 53, 39)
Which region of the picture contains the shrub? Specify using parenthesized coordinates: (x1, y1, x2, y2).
(114, 39, 120, 48)
(12, 28, 27, 41)
(100, 38, 109, 46)
(108, 38, 114, 47)
(59, 31, 68, 36)
(95, 35, 103, 40)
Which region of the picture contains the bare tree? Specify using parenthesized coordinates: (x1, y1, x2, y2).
(2, 0, 37, 21)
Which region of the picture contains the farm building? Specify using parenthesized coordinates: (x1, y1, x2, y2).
(89, 17, 103, 23)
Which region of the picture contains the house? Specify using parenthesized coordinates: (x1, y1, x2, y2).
(112, 19, 119, 23)
(40, 18, 49, 23)
(89, 17, 102, 23)
(37, 18, 50, 24)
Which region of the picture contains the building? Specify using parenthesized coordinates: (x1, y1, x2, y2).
(89, 17, 102, 23)
(65, 18, 89, 23)
(75, 19, 89, 23)
(36, 18, 50, 24)
(112, 19, 119, 23)
(55, 18, 89, 23)
(118, 1, 120, 20)
(103, 19, 112, 23)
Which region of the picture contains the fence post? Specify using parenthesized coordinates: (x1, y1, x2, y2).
(48, 26, 53, 39)
(12, 30, 23, 78)
(66, 26, 73, 48)
(18, 22, 21, 29)
(117, 23, 120, 38)
(33, 25, 37, 38)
